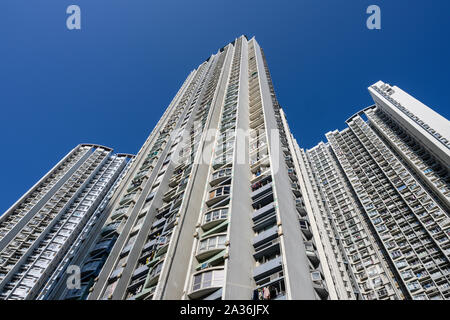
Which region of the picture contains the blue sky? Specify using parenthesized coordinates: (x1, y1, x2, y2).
(1, 0, 449, 213)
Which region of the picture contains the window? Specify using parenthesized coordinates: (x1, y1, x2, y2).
(401, 270, 413, 279)
(299, 220, 308, 229)
(150, 261, 164, 277)
(407, 281, 421, 291)
(192, 269, 225, 292)
(377, 288, 387, 297)
(204, 208, 228, 224)
(371, 277, 382, 288)
(367, 266, 378, 277)
(211, 168, 232, 181)
(203, 271, 213, 288)
(198, 234, 227, 253)
(208, 186, 231, 199)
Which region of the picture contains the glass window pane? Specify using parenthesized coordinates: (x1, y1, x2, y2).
(193, 274, 202, 291)
(212, 270, 224, 286)
(203, 271, 212, 288)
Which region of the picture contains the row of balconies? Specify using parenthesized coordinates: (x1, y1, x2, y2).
(368, 110, 450, 188)
(246, 86, 288, 294)
(72, 110, 188, 300)
(185, 50, 245, 299)
(351, 120, 450, 247)
(120, 98, 200, 299)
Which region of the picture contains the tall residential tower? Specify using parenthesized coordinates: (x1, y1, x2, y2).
(73, 36, 332, 301)
(299, 81, 450, 300)
(3, 37, 448, 301)
(0, 144, 133, 300)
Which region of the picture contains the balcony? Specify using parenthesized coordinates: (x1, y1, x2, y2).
(168, 174, 181, 187)
(285, 156, 293, 167)
(132, 265, 149, 280)
(145, 260, 164, 288)
(119, 192, 137, 206)
(253, 225, 278, 248)
(132, 285, 156, 300)
(299, 218, 312, 240)
(254, 276, 285, 300)
(148, 224, 164, 239)
(101, 222, 121, 237)
(196, 249, 226, 271)
(163, 213, 178, 232)
(251, 182, 272, 200)
(250, 154, 270, 169)
(311, 271, 329, 299)
(287, 170, 298, 182)
(252, 202, 276, 222)
(282, 147, 291, 156)
(251, 170, 271, 185)
(210, 168, 232, 187)
(252, 190, 274, 210)
(206, 186, 231, 207)
(253, 208, 277, 232)
(202, 207, 228, 231)
(254, 256, 283, 281)
(162, 188, 176, 202)
(291, 183, 301, 197)
(212, 156, 233, 170)
(196, 234, 227, 261)
(111, 206, 130, 220)
(80, 258, 105, 280)
(154, 236, 171, 257)
(305, 242, 320, 268)
(189, 268, 225, 299)
(152, 217, 166, 229)
(64, 279, 93, 300)
(250, 117, 264, 129)
(146, 253, 162, 268)
(250, 139, 267, 153)
(249, 110, 263, 122)
(253, 238, 280, 260)
(90, 238, 116, 256)
(141, 239, 157, 253)
(127, 275, 147, 293)
(121, 242, 134, 256)
(109, 267, 124, 281)
(157, 202, 171, 216)
(296, 199, 307, 216)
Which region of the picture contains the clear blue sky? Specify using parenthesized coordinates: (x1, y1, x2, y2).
(1, 0, 449, 214)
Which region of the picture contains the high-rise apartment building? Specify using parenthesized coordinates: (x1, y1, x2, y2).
(299, 81, 450, 300)
(0, 144, 133, 300)
(64, 35, 332, 301)
(2, 37, 448, 301)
